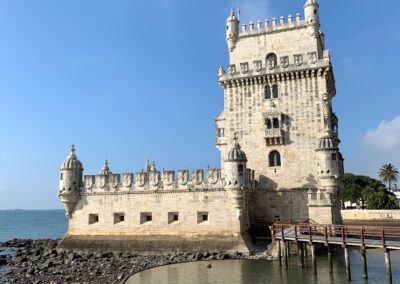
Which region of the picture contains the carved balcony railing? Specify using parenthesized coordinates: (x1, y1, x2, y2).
(264, 128, 283, 146)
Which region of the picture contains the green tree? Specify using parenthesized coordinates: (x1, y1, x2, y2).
(343, 173, 398, 209)
(379, 164, 399, 191)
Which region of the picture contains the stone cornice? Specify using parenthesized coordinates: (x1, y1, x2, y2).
(81, 188, 227, 196)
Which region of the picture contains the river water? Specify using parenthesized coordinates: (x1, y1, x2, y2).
(127, 249, 400, 284)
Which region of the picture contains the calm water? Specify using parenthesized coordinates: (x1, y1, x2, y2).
(0, 210, 68, 242)
(127, 250, 400, 284)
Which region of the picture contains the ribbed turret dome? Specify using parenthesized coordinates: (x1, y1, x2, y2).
(61, 145, 83, 169)
(318, 135, 338, 150)
(99, 159, 112, 175)
(226, 9, 238, 21)
(304, 0, 319, 8)
(226, 137, 247, 162)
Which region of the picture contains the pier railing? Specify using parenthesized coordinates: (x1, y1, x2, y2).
(272, 222, 400, 249)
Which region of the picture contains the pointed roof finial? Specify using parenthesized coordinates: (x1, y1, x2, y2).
(70, 144, 75, 154)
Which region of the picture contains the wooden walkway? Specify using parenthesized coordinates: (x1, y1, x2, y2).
(271, 222, 400, 283)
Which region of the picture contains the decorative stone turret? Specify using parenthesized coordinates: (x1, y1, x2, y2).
(58, 145, 83, 218)
(304, 0, 320, 36)
(224, 134, 247, 189)
(226, 9, 239, 52)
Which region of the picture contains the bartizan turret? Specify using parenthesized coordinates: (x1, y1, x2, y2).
(224, 135, 247, 189)
(58, 145, 83, 218)
(226, 9, 239, 52)
(304, 0, 320, 37)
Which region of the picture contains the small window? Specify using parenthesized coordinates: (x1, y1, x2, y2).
(273, 85, 279, 98)
(332, 154, 337, 161)
(273, 118, 280, 128)
(227, 25, 229, 30)
(89, 214, 99, 225)
(314, 9, 317, 15)
(265, 86, 271, 99)
(140, 212, 152, 224)
(114, 213, 125, 224)
(60, 173, 63, 180)
(269, 151, 281, 167)
(266, 119, 272, 129)
(218, 128, 225, 137)
(168, 212, 179, 224)
(197, 212, 209, 224)
(238, 164, 244, 173)
(266, 53, 278, 68)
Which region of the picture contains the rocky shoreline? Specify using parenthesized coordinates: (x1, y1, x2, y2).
(0, 239, 273, 283)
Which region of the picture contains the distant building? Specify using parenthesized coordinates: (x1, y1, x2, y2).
(58, 0, 344, 254)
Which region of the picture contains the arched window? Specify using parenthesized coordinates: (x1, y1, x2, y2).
(266, 53, 277, 69)
(238, 164, 243, 173)
(273, 118, 279, 128)
(265, 86, 271, 99)
(266, 119, 272, 129)
(269, 151, 281, 167)
(273, 85, 279, 98)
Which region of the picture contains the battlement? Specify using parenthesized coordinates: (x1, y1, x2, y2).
(239, 13, 306, 37)
(82, 164, 256, 194)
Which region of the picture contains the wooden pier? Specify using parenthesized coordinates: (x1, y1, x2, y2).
(272, 222, 400, 283)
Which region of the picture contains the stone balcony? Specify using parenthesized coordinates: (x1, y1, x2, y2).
(264, 128, 283, 146)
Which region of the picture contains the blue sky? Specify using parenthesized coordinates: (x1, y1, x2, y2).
(1, 0, 400, 209)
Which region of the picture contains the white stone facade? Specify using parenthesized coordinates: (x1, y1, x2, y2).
(58, 0, 344, 253)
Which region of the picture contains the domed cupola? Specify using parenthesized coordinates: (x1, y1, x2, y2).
(224, 135, 248, 188)
(227, 138, 247, 162)
(58, 145, 84, 218)
(318, 134, 338, 150)
(99, 159, 112, 175)
(61, 145, 83, 170)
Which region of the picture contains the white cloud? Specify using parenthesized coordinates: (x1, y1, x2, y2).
(362, 116, 400, 152)
(347, 116, 400, 179)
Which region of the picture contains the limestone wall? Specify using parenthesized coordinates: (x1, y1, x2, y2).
(69, 190, 239, 235)
(342, 210, 400, 222)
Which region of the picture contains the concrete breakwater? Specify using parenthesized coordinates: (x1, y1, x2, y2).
(0, 239, 264, 283)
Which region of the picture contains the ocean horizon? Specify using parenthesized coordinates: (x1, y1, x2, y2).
(0, 209, 68, 243)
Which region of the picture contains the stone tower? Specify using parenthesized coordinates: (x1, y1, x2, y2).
(216, 0, 344, 225)
(58, 145, 83, 218)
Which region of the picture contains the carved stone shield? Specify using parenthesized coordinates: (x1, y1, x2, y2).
(207, 168, 220, 184)
(163, 171, 174, 186)
(294, 54, 303, 66)
(150, 171, 160, 186)
(228, 64, 236, 76)
(253, 60, 262, 72)
(85, 175, 95, 189)
(110, 174, 120, 188)
(267, 58, 275, 70)
(240, 62, 249, 74)
(98, 175, 106, 188)
(178, 170, 189, 185)
(192, 169, 204, 185)
(136, 172, 146, 187)
(123, 173, 133, 187)
(280, 56, 289, 68)
(308, 52, 317, 64)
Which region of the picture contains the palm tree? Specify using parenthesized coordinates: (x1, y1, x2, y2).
(379, 164, 399, 191)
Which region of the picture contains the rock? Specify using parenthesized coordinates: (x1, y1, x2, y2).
(117, 273, 124, 281)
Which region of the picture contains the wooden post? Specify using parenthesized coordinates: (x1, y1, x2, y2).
(361, 249, 368, 279)
(385, 250, 392, 284)
(298, 242, 304, 267)
(282, 240, 288, 270)
(303, 242, 308, 259)
(344, 247, 351, 281)
(311, 243, 317, 275)
(327, 244, 333, 273)
(278, 240, 282, 266)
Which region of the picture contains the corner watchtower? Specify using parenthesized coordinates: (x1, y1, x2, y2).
(304, 0, 320, 36)
(226, 9, 239, 52)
